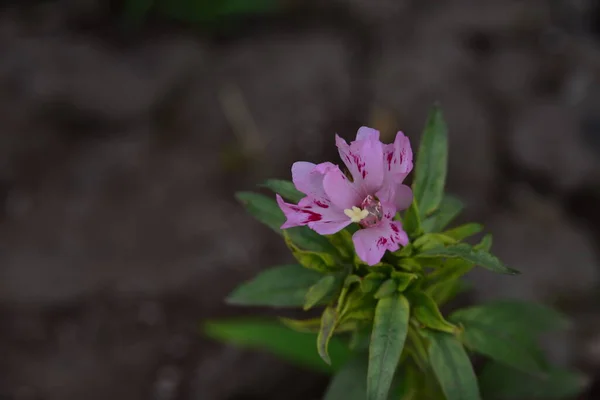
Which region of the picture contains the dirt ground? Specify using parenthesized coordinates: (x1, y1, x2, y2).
(1, 1, 600, 399)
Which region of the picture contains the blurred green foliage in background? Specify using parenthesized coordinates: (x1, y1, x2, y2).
(123, 0, 285, 29)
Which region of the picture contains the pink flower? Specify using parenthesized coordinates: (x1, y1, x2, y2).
(277, 127, 413, 266)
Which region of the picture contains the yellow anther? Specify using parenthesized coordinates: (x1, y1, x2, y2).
(344, 206, 370, 223)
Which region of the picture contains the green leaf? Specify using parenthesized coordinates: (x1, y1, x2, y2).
(427, 331, 481, 400)
(339, 287, 376, 319)
(424, 259, 473, 304)
(236, 192, 284, 233)
(413, 233, 456, 249)
(402, 198, 422, 237)
(327, 228, 355, 260)
(344, 274, 362, 287)
(237, 191, 337, 256)
(318, 307, 338, 365)
(261, 179, 304, 203)
(428, 279, 471, 306)
(422, 194, 464, 233)
(284, 227, 339, 254)
(443, 223, 483, 241)
(408, 291, 456, 333)
(425, 258, 473, 286)
(204, 319, 351, 373)
(455, 319, 545, 374)
(325, 355, 408, 400)
(450, 300, 569, 337)
(281, 317, 356, 334)
(324, 356, 369, 400)
(226, 264, 325, 307)
(374, 279, 398, 299)
(412, 105, 448, 218)
(475, 233, 493, 251)
(361, 273, 385, 293)
(304, 275, 338, 311)
(288, 248, 338, 273)
(417, 243, 519, 275)
(367, 293, 410, 400)
(423, 233, 493, 304)
(391, 271, 420, 292)
(479, 361, 588, 400)
(397, 257, 422, 272)
(393, 364, 423, 400)
(280, 317, 322, 333)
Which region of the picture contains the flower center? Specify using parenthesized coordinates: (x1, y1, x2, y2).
(343, 195, 383, 227)
(359, 195, 383, 227)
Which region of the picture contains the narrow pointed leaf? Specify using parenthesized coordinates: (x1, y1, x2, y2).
(226, 264, 325, 307)
(443, 223, 483, 241)
(413, 105, 448, 217)
(417, 243, 519, 275)
(408, 291, 456, 333)
(280, 317, 322, 333)
(318, 307, 338, 365)
(367, 293, 410, 400)
(475, 233, 493, 251)
(281, 317, 356, 334)
(427, 331, 481, 400)
(305, 275, 337, 310)
(204, 319, 350, 373)
(422, 194, 464, 233)
(261, 179, 304, 203)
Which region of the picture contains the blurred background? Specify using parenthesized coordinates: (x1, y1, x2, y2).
(2, 0, 600, 399)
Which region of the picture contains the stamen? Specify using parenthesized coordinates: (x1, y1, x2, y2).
(344, 206, 369, 223)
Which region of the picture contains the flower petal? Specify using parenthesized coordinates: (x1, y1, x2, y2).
(309, 218, 352, 235)
(383, 131, 413, 183)
(394, 184, 413, 211)
(352, 220, 409, 266)
(277, 194, 319, 229)
(322, 166, 362, 211)
(291, 161, 336, 201)
(336, 131, 384, 195)
(378, 131, 413, 205)
(356, 126, 380, 141)
(277, 194, 350, 235)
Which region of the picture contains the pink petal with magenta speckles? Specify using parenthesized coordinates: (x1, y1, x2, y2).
(291, 161, 336, 202)
(322, 166, 362, 210)
(335, 131, 384, 196)
(352, 220, 408, 266)
(276, 194, 350, 235)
